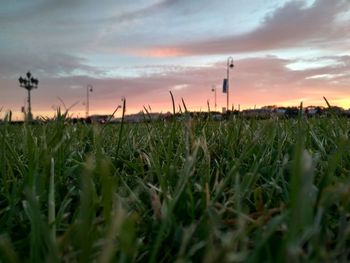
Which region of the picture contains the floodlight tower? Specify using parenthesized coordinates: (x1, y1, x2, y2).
(18, 72, 39, 121)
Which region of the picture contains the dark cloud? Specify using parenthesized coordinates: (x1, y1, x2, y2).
(105, 0, 180, 23)
(145, 0, 350, 55)
(0, 52, 101, 78)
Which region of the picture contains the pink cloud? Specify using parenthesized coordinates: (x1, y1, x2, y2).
(131, 47, 186, 58)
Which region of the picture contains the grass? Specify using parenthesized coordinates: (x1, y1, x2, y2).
(0, 114, 350, 262)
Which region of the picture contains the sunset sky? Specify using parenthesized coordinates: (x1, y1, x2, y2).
(1, 0, 349, 119)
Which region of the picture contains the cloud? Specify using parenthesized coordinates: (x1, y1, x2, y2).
(105, 0, 179, 24)
(137, 0, 350, 56)
(0, 52, 101, 78)
(172, 84, 189, 90)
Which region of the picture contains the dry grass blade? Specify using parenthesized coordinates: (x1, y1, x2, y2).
(323, 96, 331, 108)
(150, 188, 162, 220)
(169, 90, 175, 116)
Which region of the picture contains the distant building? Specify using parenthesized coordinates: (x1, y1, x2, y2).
(275, 108, 287, 116)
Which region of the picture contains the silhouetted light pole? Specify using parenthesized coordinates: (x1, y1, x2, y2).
(223, 57, 234, 112)
(86, 84, 93, 118)
(18, 72, 39, 121)
(211, 85, 217, 111)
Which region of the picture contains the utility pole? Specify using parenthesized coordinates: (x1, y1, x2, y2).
(211, 85, 217, 111)
(86, 84, 93, 118)
(226, 57, 234, 112)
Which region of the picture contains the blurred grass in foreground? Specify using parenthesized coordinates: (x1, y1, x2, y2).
(0, 114, 349, 262)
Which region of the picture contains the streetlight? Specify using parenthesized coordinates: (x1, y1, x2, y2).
(223, 57, 234, 112)
(86, 84, 93, 118)
(18, 71, 39, 121)
(211, 85, 217, 111)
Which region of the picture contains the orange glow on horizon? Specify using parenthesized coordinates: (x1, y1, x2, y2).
(5, 95, 350, 121)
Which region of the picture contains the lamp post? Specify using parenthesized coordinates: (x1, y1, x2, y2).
(86, 84, 93, 118)
(226, 57, 234, 112)
(211, 85, 217, 111)
(18, 71, 39, 121)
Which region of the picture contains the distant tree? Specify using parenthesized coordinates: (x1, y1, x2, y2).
(262, 105, 277, 110)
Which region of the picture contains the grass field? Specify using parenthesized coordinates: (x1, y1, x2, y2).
(0, 113, 350, 262)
